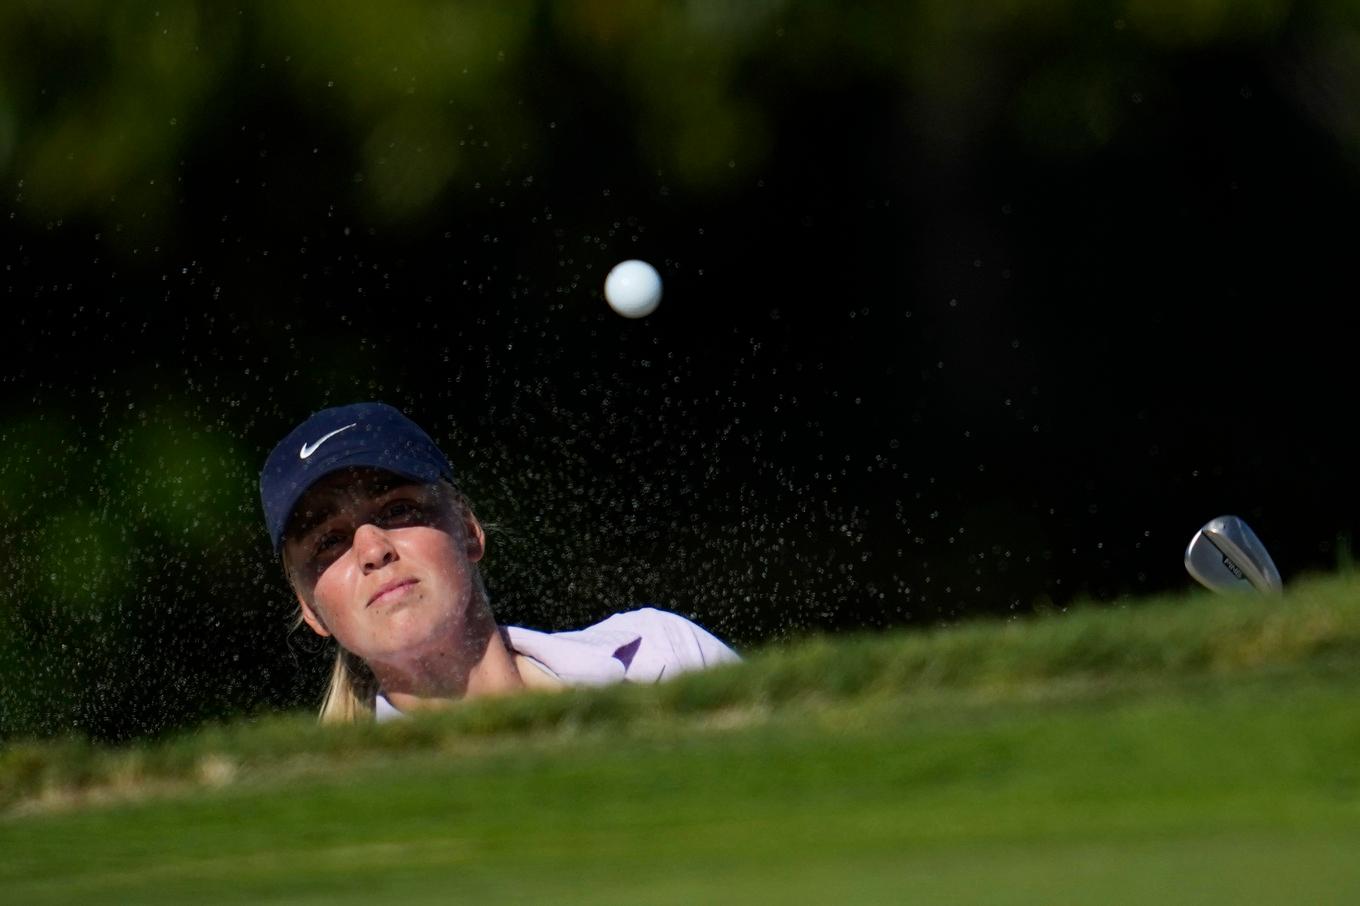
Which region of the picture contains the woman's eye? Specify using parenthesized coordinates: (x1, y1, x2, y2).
(314, 532, 343, 553)
(380, 501, 420, 525)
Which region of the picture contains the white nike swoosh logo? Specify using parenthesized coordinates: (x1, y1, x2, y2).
(300, 423, 357, 459)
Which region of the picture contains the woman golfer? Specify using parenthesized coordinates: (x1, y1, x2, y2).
(260, 402, 739, 723)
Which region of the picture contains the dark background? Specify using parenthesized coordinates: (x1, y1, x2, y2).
(2, 1, 1357, 741)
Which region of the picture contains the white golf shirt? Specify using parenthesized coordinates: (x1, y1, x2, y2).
(375, 607, 739, 722)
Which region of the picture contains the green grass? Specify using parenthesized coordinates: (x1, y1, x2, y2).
(5, 575, 1360, 903)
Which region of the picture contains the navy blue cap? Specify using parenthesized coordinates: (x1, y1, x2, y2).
(259, 402, 454, 552)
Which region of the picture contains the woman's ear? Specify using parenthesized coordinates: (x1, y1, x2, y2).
(282, 553, 330, 637)
(296, 591, 332, 638)
(464, 511, 486, 563)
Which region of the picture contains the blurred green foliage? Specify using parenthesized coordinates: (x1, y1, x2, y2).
(5, 0, 1359, 233)
(0, 400, 267, 740)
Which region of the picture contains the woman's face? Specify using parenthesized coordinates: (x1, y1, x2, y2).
(282, 469, 486, 666)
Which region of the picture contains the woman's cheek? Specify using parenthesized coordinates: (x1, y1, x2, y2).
(313, 567, 358, 634)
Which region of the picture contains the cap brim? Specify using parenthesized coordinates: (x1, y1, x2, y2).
(270, 452, 446, 553)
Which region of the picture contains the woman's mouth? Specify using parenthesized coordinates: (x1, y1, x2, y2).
(368, 578, 418, 607)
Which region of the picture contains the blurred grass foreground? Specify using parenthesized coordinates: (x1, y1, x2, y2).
(3, 574, 1360, 903)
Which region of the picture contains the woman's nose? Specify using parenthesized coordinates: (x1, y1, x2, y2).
(353, 523, 398, 573)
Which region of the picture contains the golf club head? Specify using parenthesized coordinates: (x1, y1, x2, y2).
(1184, 515, 1283, 594)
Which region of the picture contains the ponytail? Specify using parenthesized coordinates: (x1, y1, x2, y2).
(318, 646, 379, 723)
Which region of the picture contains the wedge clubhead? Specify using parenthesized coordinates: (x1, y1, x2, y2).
(1184, 515, 1283, 594)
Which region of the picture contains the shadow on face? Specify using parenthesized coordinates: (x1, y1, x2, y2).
(281, 468, 479, 600)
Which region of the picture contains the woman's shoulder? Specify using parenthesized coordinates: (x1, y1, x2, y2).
(504, 607, 740, 686)
(585, 607, 741, 670)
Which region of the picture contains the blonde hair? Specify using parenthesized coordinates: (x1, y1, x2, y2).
(318, 647, 380, 723)
(284, 480, 490, 724)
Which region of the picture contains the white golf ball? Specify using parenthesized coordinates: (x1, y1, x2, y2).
(604, 259, 662, 318)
